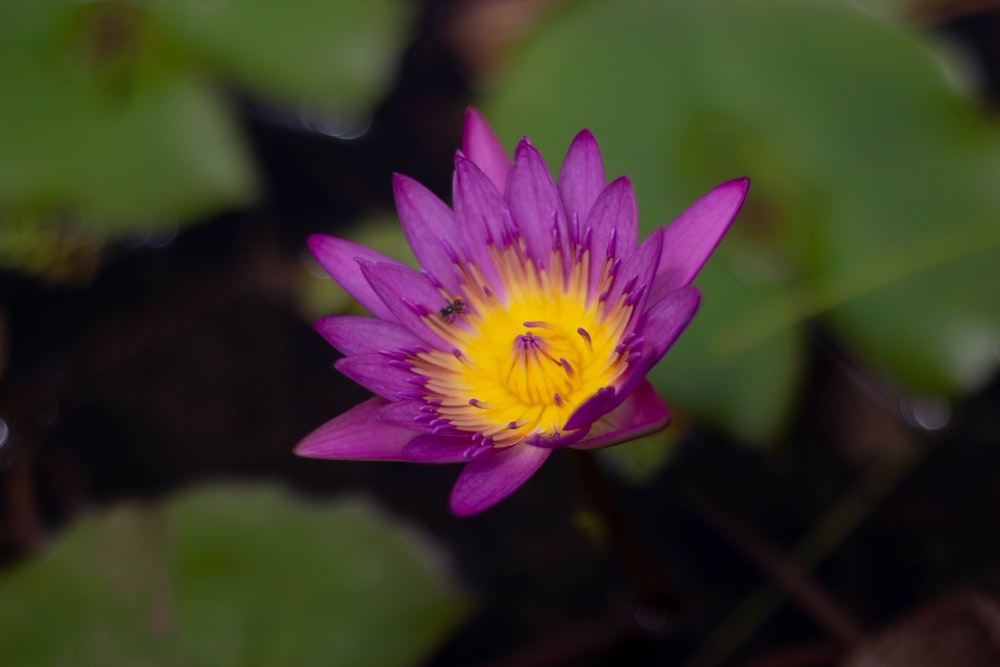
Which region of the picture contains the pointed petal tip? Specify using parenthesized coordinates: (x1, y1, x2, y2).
(710, 177, 751, 217)
(722, 175, 751, 200)
(449, 486, 511, 518)
(453, 150, 474, 171)
(463, 106, 486, 127)
(514, 136, 535, 153)
(313, 314, 336, 337)
(558, 128, 606, 225)
(703, 176, 751, 225)
(292, 439, 316, 458)
(688, 286, 703, 313)
(448, 444, 550, 516)
(294, 398, 421, 461)
(565, 128, 600, 159)
(697, 177, 751, 215)
(305, 233, 333, 258)
(390, 172, 422, 201)
(449, 495, 484, 518)
(648, 177, 750, 298)
(293, 436, 339, 459)
(462, 108, 511, 192)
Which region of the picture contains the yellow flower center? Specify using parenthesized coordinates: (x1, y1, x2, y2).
(410, 244, 633, 447)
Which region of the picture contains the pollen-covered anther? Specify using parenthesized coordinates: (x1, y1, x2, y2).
(403, 234, 642, 450)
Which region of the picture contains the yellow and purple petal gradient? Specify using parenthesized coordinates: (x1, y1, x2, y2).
(297, 109, 748, 516)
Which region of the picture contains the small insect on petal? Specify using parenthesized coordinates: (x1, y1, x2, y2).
(439, 297, 465, 323)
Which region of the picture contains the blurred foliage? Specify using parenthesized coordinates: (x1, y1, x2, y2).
(482, 0, 1000, 449)
(0, 484, 470, 666)
(595, 427, 680, 485)
(0, 0, 411, 277)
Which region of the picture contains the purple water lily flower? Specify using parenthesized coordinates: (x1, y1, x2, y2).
(297, 109, 748, 516)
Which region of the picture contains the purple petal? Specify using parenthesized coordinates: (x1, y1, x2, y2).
(462, 108, 510, 192)
(315, 315, 424, 357)
(335, 353, 418, 401)
(603, 226, 664, 326)
(570, 380, 670, 450)
(376, 399, 435, 430)
(524, 423, 590, 449)
(359, 261, 451, 350)
(295, 397, 417, 460)
(307, 235, 404, 322)
(642, 285, 702, 358)
(558, 129, 605, 226)
(563, 386, 618, 432)
(649, 177, 749, 302)
(449, 444, 551, 516)
(505, 139, 569, 267)
(585, 177, 638, 297)
(564, 286, 700, 431)
(598, 286, 702, 411)
(452, 154, 510, 289)
(402, 433, 480, 463)
(393, 174, 462, 295)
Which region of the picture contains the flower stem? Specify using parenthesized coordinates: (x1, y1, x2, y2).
(568, 449, 680, 615)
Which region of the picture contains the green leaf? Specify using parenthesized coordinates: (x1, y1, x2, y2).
(0, 1, 256, 234)
(0, 0, 413, 267)
(0, 484, 470, 666)
(145, 0, 413, 115)
(596, 428, 680, 485)
(484, 0, 1000, 443)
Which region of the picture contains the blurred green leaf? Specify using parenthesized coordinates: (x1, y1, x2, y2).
(0, 1, 256, 233)
(596, 428, 680, 485)
(145, 0, 412, 115)
(0, 484, 470, 666)
(0, 0, 413, 274)
(485, 0, 1000, 443)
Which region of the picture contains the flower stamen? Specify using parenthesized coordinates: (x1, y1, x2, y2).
(408, 240, 634, 446)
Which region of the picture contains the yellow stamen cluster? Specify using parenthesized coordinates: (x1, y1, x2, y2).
(409, 244, 634, 447)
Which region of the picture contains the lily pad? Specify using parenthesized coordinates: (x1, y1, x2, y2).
(0, 484, 470, 666)
(0, 1, 255, 233)
(146, 0, 412, 114)
(0, 0, 412, 263)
